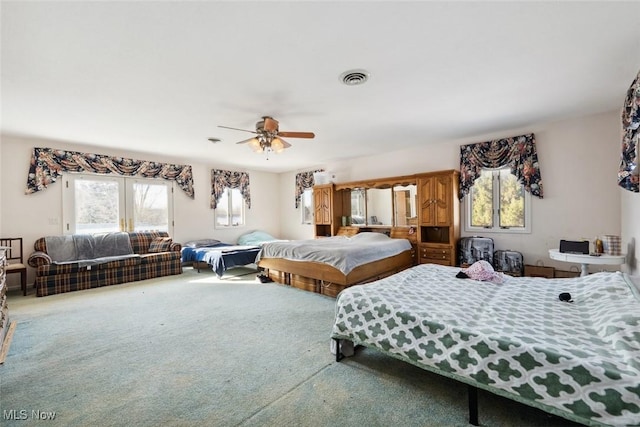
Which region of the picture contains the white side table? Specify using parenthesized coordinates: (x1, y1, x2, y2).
(548, 249, 626, 277)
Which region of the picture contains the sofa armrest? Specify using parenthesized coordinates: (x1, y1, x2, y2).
(170, 242, 182, 252)
(28, 251, 52, 268)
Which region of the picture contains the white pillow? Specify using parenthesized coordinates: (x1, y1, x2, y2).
(349, 232, 389, 241)
(237, 230, 276, 246)
(183, 239, 221, 248)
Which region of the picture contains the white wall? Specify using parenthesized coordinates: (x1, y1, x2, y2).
(279, 110, 638, 274)
(2, 110, 638, 284)
(0, 135, 281, 284)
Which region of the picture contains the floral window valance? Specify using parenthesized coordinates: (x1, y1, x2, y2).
(26, 147, 194, 197)
(295, 169, 323, 208)
(211, 169, 251, 209)
(459, 133, 543, 200)
(618, 69, 639, 193)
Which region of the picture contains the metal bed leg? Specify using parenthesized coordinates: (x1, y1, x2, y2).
(468, 385, 479, 426)
(334, 338, 344, 362)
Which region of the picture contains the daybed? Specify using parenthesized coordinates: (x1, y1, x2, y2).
(181, 231, 281, 277)
(331, 263, 640, 426)
(257, 232, 413, 297)
(28, 231, 182, 297)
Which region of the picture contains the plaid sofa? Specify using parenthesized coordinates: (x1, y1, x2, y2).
(27, 231, 182, 297)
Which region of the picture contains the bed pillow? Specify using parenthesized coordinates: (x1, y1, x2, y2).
(237, 230, 276, 246)
(349, 232, 390, 241)
(148, 237, 173, 253)
(183, 239, 221, 248)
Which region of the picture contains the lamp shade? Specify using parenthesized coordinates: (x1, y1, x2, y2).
(248, 138, 262, 152)
(271, 138, 285, 153)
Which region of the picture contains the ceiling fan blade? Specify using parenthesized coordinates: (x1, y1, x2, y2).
(218, 125, 258, 134)
(263, 116, 279, 132)
(236, 137, 259, 145)
(277, 131, 315, 139)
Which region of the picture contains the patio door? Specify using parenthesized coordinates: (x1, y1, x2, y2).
(62, 174, 174, 235)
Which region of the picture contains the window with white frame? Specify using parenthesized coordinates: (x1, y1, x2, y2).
(62, 174, 174, 234)
(215, 187, 245, 227)
(464, 167, 531, 233)
(300, 188, 313, 224)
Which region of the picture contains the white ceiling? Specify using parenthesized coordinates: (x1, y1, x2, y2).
(3, 1, 640, 173)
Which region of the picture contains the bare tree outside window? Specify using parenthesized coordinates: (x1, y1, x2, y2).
(75, 179, 120, 233)
(132, 182, 169, 231)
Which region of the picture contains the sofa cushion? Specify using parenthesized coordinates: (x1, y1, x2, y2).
(37, 263, 89, 276)
(36, 255, 142, 276)
(148, 237, 173, 253)
(140, 252, 181, 264)
(129, 231, 170, 254)
(95, 254, 141, 270)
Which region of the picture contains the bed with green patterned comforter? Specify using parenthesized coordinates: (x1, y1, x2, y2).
(330, 263, 640, 426)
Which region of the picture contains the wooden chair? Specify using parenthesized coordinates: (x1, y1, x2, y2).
(1, 238, 28, 296)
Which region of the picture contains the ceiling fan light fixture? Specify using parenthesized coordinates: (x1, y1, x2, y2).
(340, 69, 370, 86)
(271, 137, 285, 153)
(248, 138, 262, 152)
(218, 115, 314, 158)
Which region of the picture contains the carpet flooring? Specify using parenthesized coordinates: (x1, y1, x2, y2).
(1, 267, 579, 427)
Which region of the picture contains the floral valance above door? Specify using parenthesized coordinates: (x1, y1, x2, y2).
(25, 147, 194, 197)
(211, 169, 251, 209)
(459, 133, 543, 200)
(618, 69, 640, 193)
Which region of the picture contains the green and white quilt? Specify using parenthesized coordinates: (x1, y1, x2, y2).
(331, 264, 640, 426)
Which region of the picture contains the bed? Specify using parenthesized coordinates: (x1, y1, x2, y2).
(181, 231, 280, 277)
(331, 263, 640, 426)
(256, 232, 414, 297)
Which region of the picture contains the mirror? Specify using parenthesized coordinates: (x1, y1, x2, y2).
(350, 188, 366, 225)
(393, 184, 417, 226)
(366, 188, 393, 226)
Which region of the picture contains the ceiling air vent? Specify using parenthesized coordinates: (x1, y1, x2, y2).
(340, 69, 370, 86)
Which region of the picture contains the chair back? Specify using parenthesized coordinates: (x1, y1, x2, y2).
(0, 237, 24, 265)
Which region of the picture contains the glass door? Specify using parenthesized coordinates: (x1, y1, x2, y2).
(63, 174, 174, 234)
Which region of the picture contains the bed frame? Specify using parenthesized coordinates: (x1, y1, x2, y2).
(334, 340, 481, 425)
(331, 266, 640, 426)
(258, 249, 414, 297)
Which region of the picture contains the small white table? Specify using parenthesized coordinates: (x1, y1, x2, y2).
(548, 249, 626, 277)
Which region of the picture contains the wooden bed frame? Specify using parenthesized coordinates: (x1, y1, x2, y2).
(258, 249, 414, 297)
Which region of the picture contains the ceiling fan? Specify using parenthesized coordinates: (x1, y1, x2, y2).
(217, 116, 315, 154)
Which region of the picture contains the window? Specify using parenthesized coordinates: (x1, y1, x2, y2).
(63, 174, 174, 234)
(215, 187, 245, 227)
(464, 167, 531, 233)
(300, 188, 313, 224)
